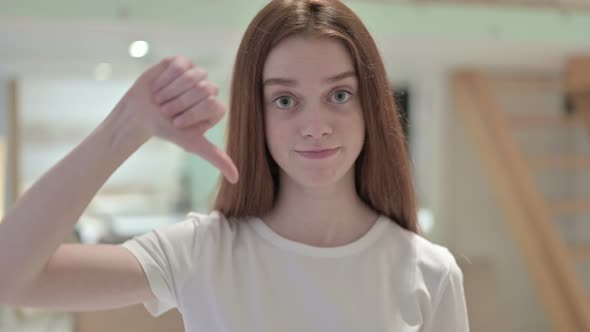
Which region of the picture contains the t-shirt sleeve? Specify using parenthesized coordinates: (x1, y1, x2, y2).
(119, 214, 203, 317)
(425, 250, 470, 332)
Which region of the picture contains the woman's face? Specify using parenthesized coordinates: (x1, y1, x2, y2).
(262, 35, 365, 188)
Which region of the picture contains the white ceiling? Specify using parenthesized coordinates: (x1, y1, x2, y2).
(0, 10, 589, 80)
(0, 17, 242, 78)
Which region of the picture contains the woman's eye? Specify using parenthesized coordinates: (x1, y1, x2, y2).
(273, 96, 296, 109)
(331, 90, 352, 103)
(272, 90, 351, 109)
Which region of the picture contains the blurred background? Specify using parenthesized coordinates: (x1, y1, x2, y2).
(1, 0, 589, 331)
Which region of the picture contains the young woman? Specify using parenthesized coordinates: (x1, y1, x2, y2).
(0, 0, 469, 331)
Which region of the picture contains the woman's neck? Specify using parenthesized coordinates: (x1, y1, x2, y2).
(260, 171, 379, 247)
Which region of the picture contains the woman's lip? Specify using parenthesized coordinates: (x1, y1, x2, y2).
(295, 147, 341, 159)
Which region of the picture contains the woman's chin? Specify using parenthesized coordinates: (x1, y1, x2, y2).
(291, 168, 351, 189)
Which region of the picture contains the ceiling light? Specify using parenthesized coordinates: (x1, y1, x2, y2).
(129, 40, 149, 58)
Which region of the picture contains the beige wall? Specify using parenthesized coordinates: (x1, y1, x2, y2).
(448, 111, 550, 332)
(442, 72, 590, 332)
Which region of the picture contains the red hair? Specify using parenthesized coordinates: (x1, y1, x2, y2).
(212, 0, 420, 234)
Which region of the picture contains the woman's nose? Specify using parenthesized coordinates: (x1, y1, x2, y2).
(299, 107, 333, 139)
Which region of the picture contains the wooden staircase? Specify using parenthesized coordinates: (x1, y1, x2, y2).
(452, 69, 590, 332)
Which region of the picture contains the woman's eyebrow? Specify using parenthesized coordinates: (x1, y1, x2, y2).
(263, 70, 356, 87)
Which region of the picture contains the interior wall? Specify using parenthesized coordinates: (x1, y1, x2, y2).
(443, 74, 566, 332)
(408, 68, 451, 244)
(401, 62, 584, 332)
(16, 76, 187, 217)
(448, 114, 550, 332)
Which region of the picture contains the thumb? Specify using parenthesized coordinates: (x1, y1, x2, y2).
(193, 138, 239, 184)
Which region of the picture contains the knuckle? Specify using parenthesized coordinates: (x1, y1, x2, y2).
(169, 99, 183, 112)
(214, 105, 226, 118)
(204, 96, 217, 108)
(209, 83, 219, 96)
(180, 56, 194, 67)
(187, 72, 202, 87)
(197, 68, 208, 80)
(207, 113, 222, 128)
(208, 98, 224, 116)
(174, 113, 190, 127)
(162, 56, 175, 66)
(180, 93, 193, 108)
(171, 64, 184, 76)
(197, 82, 217, 97)
(154, 91, 166, 103)
(195, 80, 210, 94)
(182, 111, 194, 123)
(197, 120, 211, 133)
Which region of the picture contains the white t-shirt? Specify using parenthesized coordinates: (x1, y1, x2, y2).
(121, 210, 469, 332)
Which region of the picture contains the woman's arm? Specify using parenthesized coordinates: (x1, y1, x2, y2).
(0, 104, 151, 304)
(0, 56, 237, 310)
(7, 244, 154, 311)
(424, 255, 470, 332)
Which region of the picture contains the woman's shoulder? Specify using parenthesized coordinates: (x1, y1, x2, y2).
(185, 209, 224, 226)
(383, 217, 461, 284)
(183, 210, 244, 239)
(413, 233, 459, 277)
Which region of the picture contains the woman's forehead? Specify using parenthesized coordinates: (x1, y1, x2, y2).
(262, 69, 357, 89)
(263, 36, 354, 81)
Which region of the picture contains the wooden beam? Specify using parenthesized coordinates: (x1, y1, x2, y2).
(528, 156, 590, 170)
(567, 56, 590, 95)
(550, 200, 590, 215)
(566, 56, 590, 130)
(570, 245, 590, 261)
(487, 75, 563, 92)
(507, 113, 580, 128)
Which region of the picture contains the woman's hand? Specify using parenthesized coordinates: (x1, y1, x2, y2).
(117, 56, 239, 183)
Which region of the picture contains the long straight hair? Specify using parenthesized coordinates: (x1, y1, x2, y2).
(213, 0, 420, 234)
